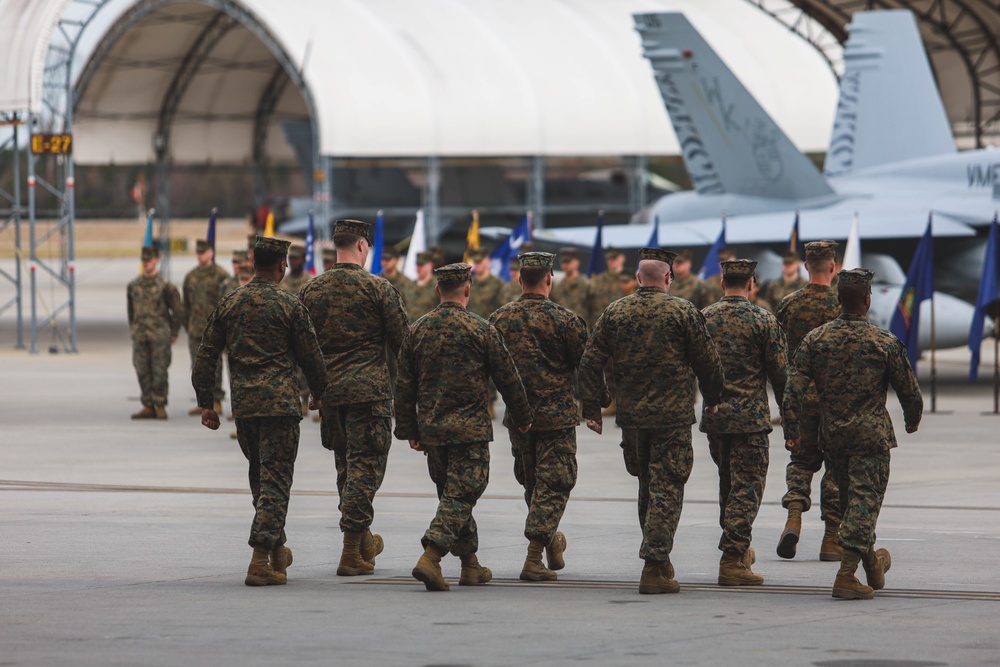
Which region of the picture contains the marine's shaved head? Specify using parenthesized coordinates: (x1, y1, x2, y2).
(637, 260, 669, 289)
(838, 283, 870, 313)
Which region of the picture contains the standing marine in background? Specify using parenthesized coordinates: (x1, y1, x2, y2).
(703, 247, 736, 304)
(669, 250, 713, 309)
(279, 244, 310, 294)
(550, 247, 593, 325)
(764, 252, 808, 310)
(401, 251, 439, 322)
(183, 239, 230, 417)
(587, 247, 636, 417)
(380, 246, 411, 292)
(498, 257, 522, 305)
(128, 245, 184, 420)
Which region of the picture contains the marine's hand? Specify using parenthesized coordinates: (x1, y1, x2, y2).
(905, 424, 919, 433)
(170, 336, 177, 344)
(586, 417, 602, 435)
(409, 439, 424, 452)
(785, 438, 800, 453)
(201, 408, 220, 431)
(518, 423, 532, 433)
(308, 395, 321, 411)
(704, 404, 719, 415)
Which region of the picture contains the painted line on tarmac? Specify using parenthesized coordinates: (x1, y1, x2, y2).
(355, 576, 1000, 601)
(2, 480, 1000, 513)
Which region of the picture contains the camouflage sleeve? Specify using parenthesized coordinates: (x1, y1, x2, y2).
(126, 285, 134, 326)
(182, 273, 193, 332)
(393, 331, 419, 441)
(165, 283, 184, 339)
(290, 302, 329, 399)
(578, 310, 612, 420)
(782, 340, 812, 441)
(686, 308, 725, 406)
(888, 337, 923, 431)
(192, 307, 226, 409)
(565, 312, 590, 370)
(486, 325, 532, 427)
(766, 317, 789, 410)
(383, 283, 410, 357)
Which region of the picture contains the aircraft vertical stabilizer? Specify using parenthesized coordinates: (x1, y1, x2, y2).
(633, 13, 833, 200)
(824, 10, 955, 177)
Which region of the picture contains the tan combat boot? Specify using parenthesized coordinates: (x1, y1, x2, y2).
(412, 544, 450, 591)
(546, 532, 567, 571)
(458, 553, 493, 586)
(337, 531, 375, 576)
(487, 401, 496, 420)
(719, 551, 764, 586)
(777, 501, 803, 559)
(131, 406, 156, 420)
(639, 559, 679, 594)
(245, 546, 287, 586)
(601, 399, 617, 417)
(188, 406, 202, 416)
(520, 539, 557, 581)
(862, 547, 892, 590)
(360, 529, 384, 565)
(832, 549, 875, 600)
(820, 520, 844, 561)
(742, 546, 756, 570)
(154, 406, 168, 420)
(214, 400, 223, 415)
(270, 545, 293, 576)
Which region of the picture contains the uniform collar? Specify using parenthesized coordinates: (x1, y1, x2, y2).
(250, 276, 277, 285)
(637, 285, 666, 294)
(437, 301, 464, 310)
(721, 295, 749, 302)
(518, 293, 546, 301)
(838, 312, 868, 321)
(333, 262, 362, 270)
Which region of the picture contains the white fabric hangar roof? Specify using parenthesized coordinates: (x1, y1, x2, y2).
(2, 0, 838, 163)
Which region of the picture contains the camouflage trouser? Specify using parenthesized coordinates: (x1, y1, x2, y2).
(621, 426, 693, 562)
(827, 449, 890, 555)
(235, 416, 301, 550)
(132, 334, 171, 408)
(188, 334, 224, 403)
(782, 394, 841, 523)
(508, 427, 578, 544)
(422, 441, 490, 557)
(320, 400, 392, 533)
(708, 432, 769, 556)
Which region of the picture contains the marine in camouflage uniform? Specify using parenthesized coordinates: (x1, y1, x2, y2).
(280, 244, 311, 295)
(703, 248, 736, 304)
(400, 252, 438, 322)
(764, 252, 808, 310)
(128, 246, 183, 420)
(380, 246, 411, 292)
(192, 235, 328, 586)
(701, 259, 788, 586)
(669, 250, 713, 309)
(774, 241, 843, 561)
(580, 247, 725, 594)
(587, 247, 637, 416)
(467, 248, 504, 318)
(783, 268, 922, 599)
(395, 262, 532, 592)
(550, 247, 594, 325)
(299, 219, 410, 576)
(488, 252, 594, 581)
(322, 247, 336, 272)
(183, 239, 230, 415)
(498, 257, 522, 305)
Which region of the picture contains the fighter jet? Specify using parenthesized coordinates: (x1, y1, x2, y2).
(534, 9, 995, 350)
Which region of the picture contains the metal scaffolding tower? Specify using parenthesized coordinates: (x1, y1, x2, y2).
(0, 113, 26, 349)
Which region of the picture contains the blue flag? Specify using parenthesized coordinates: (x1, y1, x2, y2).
(304, 211, 317, 276)
(206, 208, 217, 259)
(969, 214, 1000, 381)
(647, 215, 659, 248)
(143, 209, 155, 248)
(371, 210, 384, 275)
(698, 218, 727, 280)
(489, 214, 531, 282)
(586, 211, 605, 278)
(890, 215, 934, 371)
(789, 211, 805, 257)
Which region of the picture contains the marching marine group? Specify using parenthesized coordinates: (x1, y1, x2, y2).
(126, 220, 922, 599)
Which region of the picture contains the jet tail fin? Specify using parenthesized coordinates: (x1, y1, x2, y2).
(633, 13, 833, 200)
(824, 10, 955, 177)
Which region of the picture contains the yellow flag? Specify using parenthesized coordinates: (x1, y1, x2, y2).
(264, 211, 275, 237)
(463, 210, 480, 263)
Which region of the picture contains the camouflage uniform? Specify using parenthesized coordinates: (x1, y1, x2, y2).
(551, 273, 594, 326)
(401, 280, 438, 322)
(280, 270, 310, 295)
(765, 274, 808, 311)
(776, 282, 842, 522)
(299, 257, 409, 535)
(703, 274, 724, 304)
(192, 269, 328, 551)
(127, 269, 183, 410)
(183, 259, 230, 403)
(467, 272, 504, 319)
(701, 266, 788, 558)
(395, 267, 532, 557)
(498, 278, 521, 306)
(588, 268, 635, 400)
(383, 270, 411, 293)
(784, 279, 921, 556)
(489, 282, 591, 545)
(579, 254, 724, 564)
(670, 273, 713, 309)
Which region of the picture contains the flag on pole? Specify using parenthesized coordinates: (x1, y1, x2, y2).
(843, 212, 861, 270)
(969, 213, 1000, 381)
(698, 217, 727, 280)
(788, 210, 805, 257)
(304, 210, 317, 276)
(264, 211, 275, 237)
(586, 211, 605, 278)
(647, 215, 659, 248)
(890, 215, 934, 371)
(463, 210, 481, 263)
(206, 208, 217, 259)
(489, 213, 532, 282)
(143, 208, 155, 248)
(403, 210, 426, 281)
(370, 210, 385, 275)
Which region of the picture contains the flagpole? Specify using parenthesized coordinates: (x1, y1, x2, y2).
(930, 292, 937, 413)
(994, 313, 999, 414)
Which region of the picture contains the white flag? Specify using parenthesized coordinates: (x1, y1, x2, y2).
(403, 209, 426, 280)
(843, 213, 861, 270)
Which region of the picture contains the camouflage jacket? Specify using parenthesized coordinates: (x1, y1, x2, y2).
(401, 279, 438, 323)
(498, 280, 521, 306)
(468, 273, 504, 319)
(394, 302, 532, 446)
(589, 270, 635, 321)
(670, 274, 713, 309)
(704, 274, 724, 304)
(192, 277, 327, 417)
(489, 293, 593, 430)
(183, 263, 230, 339)
(700, 296, 788, 436)
(776, 283, 840, 356)
(765, 275, 808, 311)
(222, 275, 240, 297)
(551, 274, 593, 326)
(383, 271, 411, 293)
(783, 313, 922, 455)
(280, 270, 311, 295)
(579, 286, 725, 428)
(299, 263, 409, 406)
(127, 274, 183, 341)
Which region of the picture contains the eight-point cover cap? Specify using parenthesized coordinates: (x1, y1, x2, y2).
(838, 268, 874, 286)
(334, 219, 373, 244)
(195, 239, 211, 253)
(141, 246, 159, 261)
(518, 252, 554, 271)
(805, 240, 838, 261)
(638, 247, 677, 264)
(254, 235, 291, 256)
(721, 259, 758, 277)
(434, 262, 473, 284)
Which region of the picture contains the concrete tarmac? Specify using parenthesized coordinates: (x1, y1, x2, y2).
(1, 258, 998, 666)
